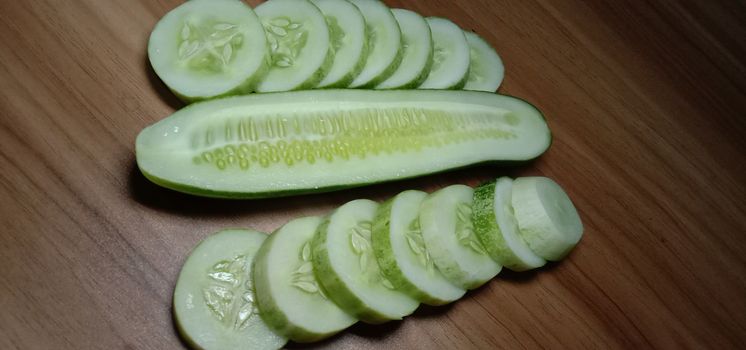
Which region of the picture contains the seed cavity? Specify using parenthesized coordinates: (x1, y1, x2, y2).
(202, 255, 257, 330)
(291, 241, 327, 298)
(349, 221, 395, 289)
(264, 16, 307, 68)
(178, 20, 244, 72)
(404, 219, 435, 274)
(456, 202, 486, 254)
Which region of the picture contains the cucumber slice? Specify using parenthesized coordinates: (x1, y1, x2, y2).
(511, 177, 584, 261)
(372, 190, 466, 305)
(311, 199, 419, 323)
(253, 216, 356, 342)
(254, 0, 331, 92)
(419, 185, 502, 289)
(418, 17, 470, 90)
(473, 178, 546, 271)
(347, 0, 402, 88)
(173, 229, 287, 350)
(375, 9, 433, 89)
(311, 0, 367, 88)
(148, 0, 268, 102)
(136, 89, 552, 199)
(463, 31, 504, 92)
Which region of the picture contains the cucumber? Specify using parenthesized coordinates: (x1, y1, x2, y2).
(311, 0, 367, 88)
(372, 190, 466, 305)
(419, 185, 502, 289)
(511, 177, 583, 261)
(253, 216, 356, 342)
(347, 0, 402, 88)
(148, 0, 268, 102)
(463, 31, 504, 92)
(418, 17, 471, 90)
(473, 178, 546, 271)
(173, 229, 287, 350)
(254, 0, 331, 92)
(375, 9, 433, 89)
(311, 199, 419, 323)
(135, 89, 552, 199)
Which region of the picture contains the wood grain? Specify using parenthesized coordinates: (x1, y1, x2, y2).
(1, 0, 745, 349)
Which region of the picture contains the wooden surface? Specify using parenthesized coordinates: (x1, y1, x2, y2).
(1, 0, 745, 349)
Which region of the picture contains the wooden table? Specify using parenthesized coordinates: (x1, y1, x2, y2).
(1, 0, 744, 348)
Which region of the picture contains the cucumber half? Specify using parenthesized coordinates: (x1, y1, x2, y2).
(136, 89, 552, 199)
(347, 0, 402, 88)
(148, 0, 268, 102)
(463, 31, 504, 92)
(173, 229, 287, 350)
(311, 0, 367, 88)
(418, 17, 470, 89)
(375, 9, 433, 90)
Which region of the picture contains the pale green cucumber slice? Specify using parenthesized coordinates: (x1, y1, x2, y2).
(372, 190, 466, 305)
(375, 9, 432, 89)
(418, 17, 470, 90)
(473, 178, 546, 271)
(148, 0, 268, 102)
(419, 185, 502, 289)
(173, 229, 287, 350)
(347, 0, 402, 88)
(312, 199, 419, 323)
(311, 0, 367, 88)
(253, 216, 356, 342)
(463, 31, 504, 92)
(255, 0, 331, 92)
(512, 177, 584, 261)
(136, 89, 552, 199)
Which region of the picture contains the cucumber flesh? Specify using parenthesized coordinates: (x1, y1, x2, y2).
(311, 0, 367, 88)
(173, 229, 287, 350)
(418, 17, 470, 89)
(148, 0, 268, 102)
(463, 31, 504, 92)
(347, 0, 402, 88)
(136, 89, 552, 199)
(253, 216, 356, 342)
(375, 9, 432, 89)
(255, 0, 331, 92)
(511, 177, 583, 261)
(419, 185, 502, 289)
(312, 199, 419, 323)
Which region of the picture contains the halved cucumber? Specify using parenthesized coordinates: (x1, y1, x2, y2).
(473, 178, 546, 271)
(512, 177, 583, 261)
(375, 9, 432, 89)
(254, 0, 331, 92)
(372, 190, 466, 305)
(419, 185, 502, 289)
(136, 89, 552, 199)
(418, 17, 471, 89)
(311, 199, 419, 323)
(253, 216, 356, 342)
(173, 229, 287, 350)
(148, 0, 268, 102)
(347, 0, 402, 88)
(311, 0, 367, 88)
(463, 31, 504, 92)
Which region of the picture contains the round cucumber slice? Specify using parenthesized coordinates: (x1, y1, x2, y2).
(311, 0, 367, 88)
(311, 199, 419, 324)
(347, 0, 402, 88)
(375, 9, 433, 89)
(253, 216, 356, 342)
(511, 177, 584, 261)
(473, 178, 546, 271)
(148, 0, 268, 102)
(173, 229, 287, 350)
(463, 31, 504, 92)
(372, 190, 466, 305)
(419, 185, 502, 289)
(418, 17, 470, 90)
(254, 0, 331, 92)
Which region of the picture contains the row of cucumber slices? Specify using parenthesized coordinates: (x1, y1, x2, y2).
(148, 0, 505, 102)
(173, 176, 583, 349)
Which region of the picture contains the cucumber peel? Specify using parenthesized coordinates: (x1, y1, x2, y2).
(463, 31, 504, 92)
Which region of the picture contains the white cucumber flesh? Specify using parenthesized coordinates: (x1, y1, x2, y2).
(463, 31, 504, 92)
(311, 0, 367, 88)
(312, 199, 419, 323)
(418, 17, 471, 89)
(148, 0, 268, 102)
(347, 0, 402, 88)
(136, 89, 552, 199)
(173, 229, 287, 350)
(372, 190, 466, 305)
(253, 216, 356, 342)
(419, 185, 502, 289)
(375, 9, 433, 89)
(511, 177, 583, 261)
